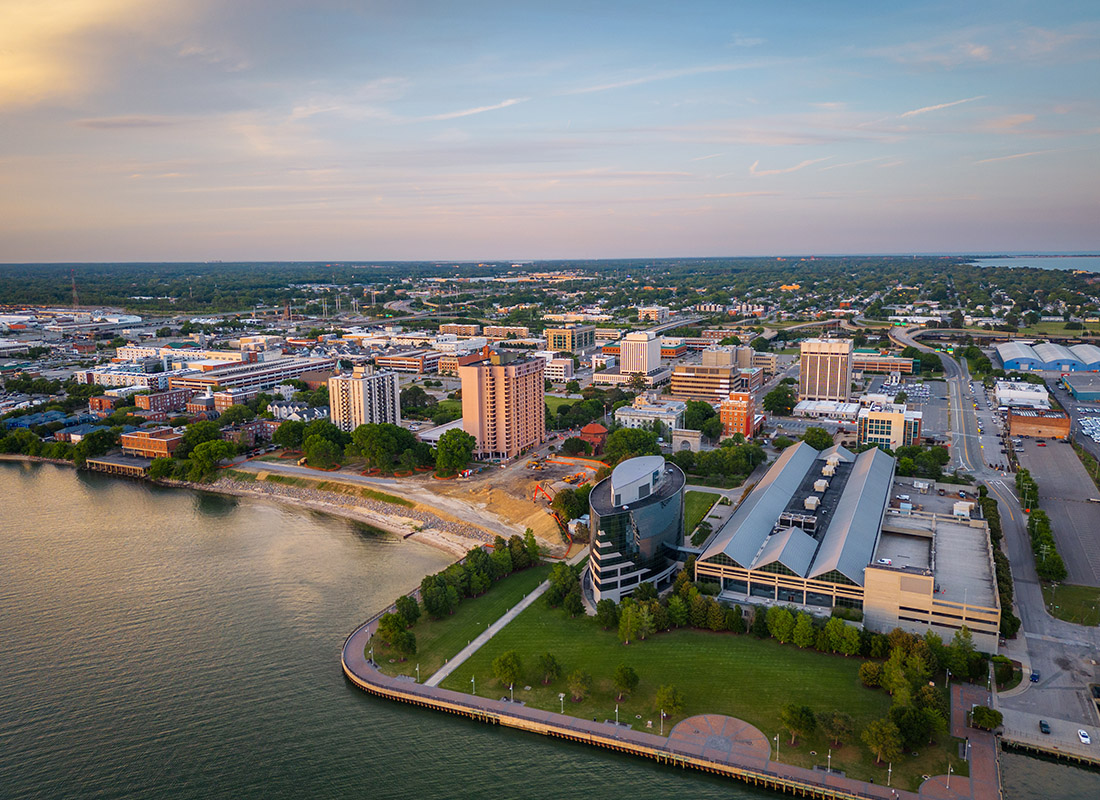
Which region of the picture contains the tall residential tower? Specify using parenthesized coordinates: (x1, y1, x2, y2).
(459, 350, 545, 460)
(799, 339, 853, 402)
(328, 365, 401, 432)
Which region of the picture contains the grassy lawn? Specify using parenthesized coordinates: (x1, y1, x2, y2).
(437, 398, 462, 415)
(1071, 443, 1100, 494)
(252, 471, 413, 507)
(439, 603, 967, 791)
(373, 563, 552, 680)
(544, 395, 577, 413)
(684, 491, 719, 532)
(1042, 582, 1100, 626)
(1013, 321, 1097, 336)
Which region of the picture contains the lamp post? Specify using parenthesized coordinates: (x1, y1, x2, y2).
(615, 704, 620, 727)
(887, 762, 892, 786)
(660, 710, 664, 736)
(509, 683, 514, 703)
(774, 734, 780, 762)
(947, 763, 953, 790)
(945, 668, 951, 688)
(471, 676, 475, 695)
(559, 692, 565, 714)
(827, 749, 831, 774)
(415, 663, 420, 683)
(368, 644, 373, 664)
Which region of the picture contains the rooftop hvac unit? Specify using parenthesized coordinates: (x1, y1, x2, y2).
(804, 495, 821, 511)
(813, 479, 829, 493)
(822, 464, 836, 476)
(826, 454, 841, 467)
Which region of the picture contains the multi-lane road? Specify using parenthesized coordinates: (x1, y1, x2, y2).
(891, 326, 1100, 745)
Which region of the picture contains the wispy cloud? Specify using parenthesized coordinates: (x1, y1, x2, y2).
(561, 63, 758, 95)
(690, 152, 724, 162)
(749, 157, 832, 176)
(979, 113, 1035, 132)
(974, 150, 1052, 165)
(900, 96, 985, 118)
(731, 35, 764, 48)
(818, 155, 892, 171)
(418, 97, 528, 121)
(703, 190, 780, 198)
(811, 102, 846, 111)
(75, 115, 183, 129)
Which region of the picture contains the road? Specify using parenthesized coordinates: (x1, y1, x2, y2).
(890, 326, 1100, 739)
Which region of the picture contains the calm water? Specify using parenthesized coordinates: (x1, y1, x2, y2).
(970, 255, 1100, 272)
(1, 463, 1093, 799)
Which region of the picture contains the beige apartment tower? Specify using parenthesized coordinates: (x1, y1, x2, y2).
(459, 351, 546, 460)
(799, 339, 853, 402)
(328, 365, 401, 432)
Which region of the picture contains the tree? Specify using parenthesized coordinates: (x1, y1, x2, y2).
(391, 629, 416, 660)
(751, 607, 770, 638)
(375, 612, 406, 645)
(766, 606, 795, 643)
(821, 711, 854, 746)
(565, 380, 581, 394)
(395, 595, 420, 627)
(618, 603, 641, 644)
(492, 650, 523, 687)
(218, 404, 255, 427)
(147, 457, 175, 480)
(537, 652, 562, 685)
(859, 661, 883, 688)
(779, 704, 817, 744)
(700, 416, 724, 440)
(594, 599, 620, 630)
(604, 427, 660, 464)
(188, 439, 235, 481)
(667, 595, 688, 628)
(563, 591, 584, 618)
(637, 605, 655, 640)
(178, 420, 221, 458)
(706, 600, 726, 632)
(567, 669, 592, 701)
(273, 419, 306, 450)
(862, 718, 903, 764)
(971, 705, 1003, 731)
(823, 617, 846, 653)
(772, 435, 795, 450)
(726, 605, 745, 634)
(303, 434, 341, 468)
(683, 400, 717, 431)
(655, 684, 684, 717)
(792, 612, 815, 648)
(613, 664, 639, 701)
(801, 427, 834, 451)
(763, 384, 797, 416)
(839, 625, 862, 656)
(560, 436, 591, 456)
(633, 581, 657, 602)
(435, 428, 476, 476)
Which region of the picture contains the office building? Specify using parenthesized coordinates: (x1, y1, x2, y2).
(545, 324, 595, 354)
(702, 346, 754, 368)
(328, 365, 401, 432)
(621, 331, 660, 375)
(852, 350, 918, 375)
(588, 456, 686, 602)
(135, 388, 194, 413)
(545, 358, 574, 383)
(719, 392, 756, 439)
(669, 364, 740, 400)
(374, 349, 442, 374)
(799, 339, 853, 402)
(167, 357, 337, 393)
(459, 351, 545, 460)
(993, 380, 1050, 409)
(857, 403, 923, 450)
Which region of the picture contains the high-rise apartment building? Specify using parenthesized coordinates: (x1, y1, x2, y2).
(620, 331, 660, 374)
(459, 351, 545, 460)
(328, 365, 401, 432)
(719, 392, 756, 439)
(799, 339, 853, 402)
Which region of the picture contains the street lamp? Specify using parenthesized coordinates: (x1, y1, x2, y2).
(660, 709, 665, 736)
(509, 683, 514, 703)
(415, 663, 420, 683)
(887, 762, 892, 786)
(774, 734, 780, 762)
(470, 676, 475, 695)
(945, 668, 951, 688)
(947, 763, 953, 789)
(827, 749, 831, 774)
(559, 692, 565, 714)
(615, 704, 619, 726)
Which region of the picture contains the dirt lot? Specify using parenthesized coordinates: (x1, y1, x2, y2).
(424, 454, 603, 547)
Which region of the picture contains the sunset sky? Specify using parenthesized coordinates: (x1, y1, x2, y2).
(1, 0, 1098, 262)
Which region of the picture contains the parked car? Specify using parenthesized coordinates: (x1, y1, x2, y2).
(1039, 720, 1051, 735)
(1038, 442, 1047, 447)
(1030, 670, 1041, 683)
(1079, 730, 1092, 745)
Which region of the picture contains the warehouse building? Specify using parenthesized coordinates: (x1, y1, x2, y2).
(1063, 373, 1100, 402)
(994, 341, 1100, 372)
(1006, 409, 1070, 439)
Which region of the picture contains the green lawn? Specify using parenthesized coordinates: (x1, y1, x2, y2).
(439, 603, 968, 791)
(437, 398, 462, 415)
(373, 563, 552, 680)
(1042, 582, 1100, 626)
(545, 395, 576, 413)
(684, 491, 719, 532)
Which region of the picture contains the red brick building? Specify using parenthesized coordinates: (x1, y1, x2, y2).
(579, 422, 608, 455)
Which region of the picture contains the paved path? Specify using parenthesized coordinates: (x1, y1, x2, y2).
(425, 548, 589, 687)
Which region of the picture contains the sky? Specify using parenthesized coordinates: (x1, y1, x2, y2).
(1, 0, 1098, 262)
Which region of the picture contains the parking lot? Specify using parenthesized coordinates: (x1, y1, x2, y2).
(1015, 439, 1100, 587)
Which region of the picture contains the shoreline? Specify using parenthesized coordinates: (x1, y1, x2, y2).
(0, 454, 480, 560)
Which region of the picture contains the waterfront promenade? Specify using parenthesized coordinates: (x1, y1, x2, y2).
(342, 617, 996, 800)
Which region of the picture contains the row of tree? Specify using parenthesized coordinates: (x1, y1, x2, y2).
(977, 488, 1022, 637)
(1015, 468, 1069, 581)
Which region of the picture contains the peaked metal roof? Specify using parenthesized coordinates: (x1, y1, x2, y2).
(807, 447, 895, 586)
(700, 442, 817, 567)
(819, 443, 855, 463)
(994, 341, 1040, 364)
(1070, 343, 1100, 369)
(752, 526, 818, 576)
(1033, 341, 1082, 368)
